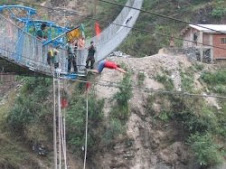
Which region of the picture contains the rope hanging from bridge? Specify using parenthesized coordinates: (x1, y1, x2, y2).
(83, 82, 91, 169)
(61, 80, 68, 169)
(53, 73, 58, 169)
(53, 70, 68, 169)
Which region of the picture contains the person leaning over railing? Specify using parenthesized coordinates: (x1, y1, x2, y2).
(47, 44, 59, 69)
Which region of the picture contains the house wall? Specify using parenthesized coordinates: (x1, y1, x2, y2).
(203, 33, 211, 45)
(183, 28, 208, 47)
(213, 34, 226, 59)
(183, 28, 198, 47)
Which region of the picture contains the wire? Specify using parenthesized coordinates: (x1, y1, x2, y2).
(13, 0, 226, 51)
(58, 76, 226, 100)
(16, 0, 225, 35)
(98, 0, 226, 35)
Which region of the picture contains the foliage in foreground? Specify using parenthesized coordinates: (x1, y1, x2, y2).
(66, 85, 105, 155)
(147, 92, 225, 167)
(7, 77, 52, 143)
(201, 69, 226, 94)
(188, 133, 224, 167)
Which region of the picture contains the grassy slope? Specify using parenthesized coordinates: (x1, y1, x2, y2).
(118, 0, 226, 57)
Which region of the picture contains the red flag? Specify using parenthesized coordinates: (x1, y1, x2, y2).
(61, 98, 68, 109)
(85, 82, 92, 92)
(95, 22, 101, 37)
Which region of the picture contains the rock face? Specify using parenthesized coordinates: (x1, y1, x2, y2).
(92, 51, 210, 169)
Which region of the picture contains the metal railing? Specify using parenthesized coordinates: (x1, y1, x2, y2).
(0, 0, 144, 75)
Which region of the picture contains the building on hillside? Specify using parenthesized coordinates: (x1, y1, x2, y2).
(181, 24, 226, 63)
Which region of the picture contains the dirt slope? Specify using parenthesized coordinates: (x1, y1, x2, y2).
(92, 49, 223, 169)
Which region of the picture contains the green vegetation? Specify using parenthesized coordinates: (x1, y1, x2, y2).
(111, 73, 133, 121)
(137, 72, 145, 86)
(0, 77, 52, 168)
(83, 0, 127, 38)
(188, 133, 224, 166)
(180, 67, 195, 92)
(155, 74, 174, 90)
(201, 69, 226, 85)
(7, 77, 52, 143)
(201, 69, 226, 94)
(147, 87, 225, 167)
(194, 63, 204, 71)
(102, 74, 133, 146)
(102, 118, 125, 146)
(211, 0, 226, 19)
(66, 85, 105, 154)
(117, 0, 225, 57)
(0, 0, 16, 5)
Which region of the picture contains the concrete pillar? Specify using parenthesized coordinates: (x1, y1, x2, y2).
(210, 34, 214, 63)
(199, 31, 203, 62)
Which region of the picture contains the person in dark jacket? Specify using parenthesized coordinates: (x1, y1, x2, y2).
(86, 41, 96, 69)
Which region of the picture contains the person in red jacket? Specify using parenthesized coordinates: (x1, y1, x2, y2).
(90, 60, 126, 74)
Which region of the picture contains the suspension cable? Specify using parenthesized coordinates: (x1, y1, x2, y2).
(83, 85, 89, 169)
(98, 0, 226, 34)
(14, 0, 226, 51)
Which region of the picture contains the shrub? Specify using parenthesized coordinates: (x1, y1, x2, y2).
(7, 77, 51, 135)
(66, 89, 104, 153)
(180, 68, 195, 92)
(170, 96, 217, 133)
(201, 70, 226, 85)
(155, 74, 174, 90)
(111, 73, 133, 121)
(194, 63, 204, 71)
(213, 85, 226, 94)
(211, 0, 226, 19)
(188, 133, 224, 166)
(102, 118, 125, 147)
(158, 111, 170, 122)
(137, 72, 145, 86)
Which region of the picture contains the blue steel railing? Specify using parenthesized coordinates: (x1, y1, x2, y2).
(0, 0, 144, 76)
(0, 14, 67, 75)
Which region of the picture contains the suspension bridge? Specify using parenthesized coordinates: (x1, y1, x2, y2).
(0, 1, 144, 168)
(0, 0, 143, 78)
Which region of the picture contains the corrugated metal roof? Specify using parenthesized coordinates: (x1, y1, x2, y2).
(189, 24, 226, 33)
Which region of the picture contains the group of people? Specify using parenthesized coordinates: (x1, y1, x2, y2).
(37, 23, 126, 75)
(66, 37, 96, 74)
